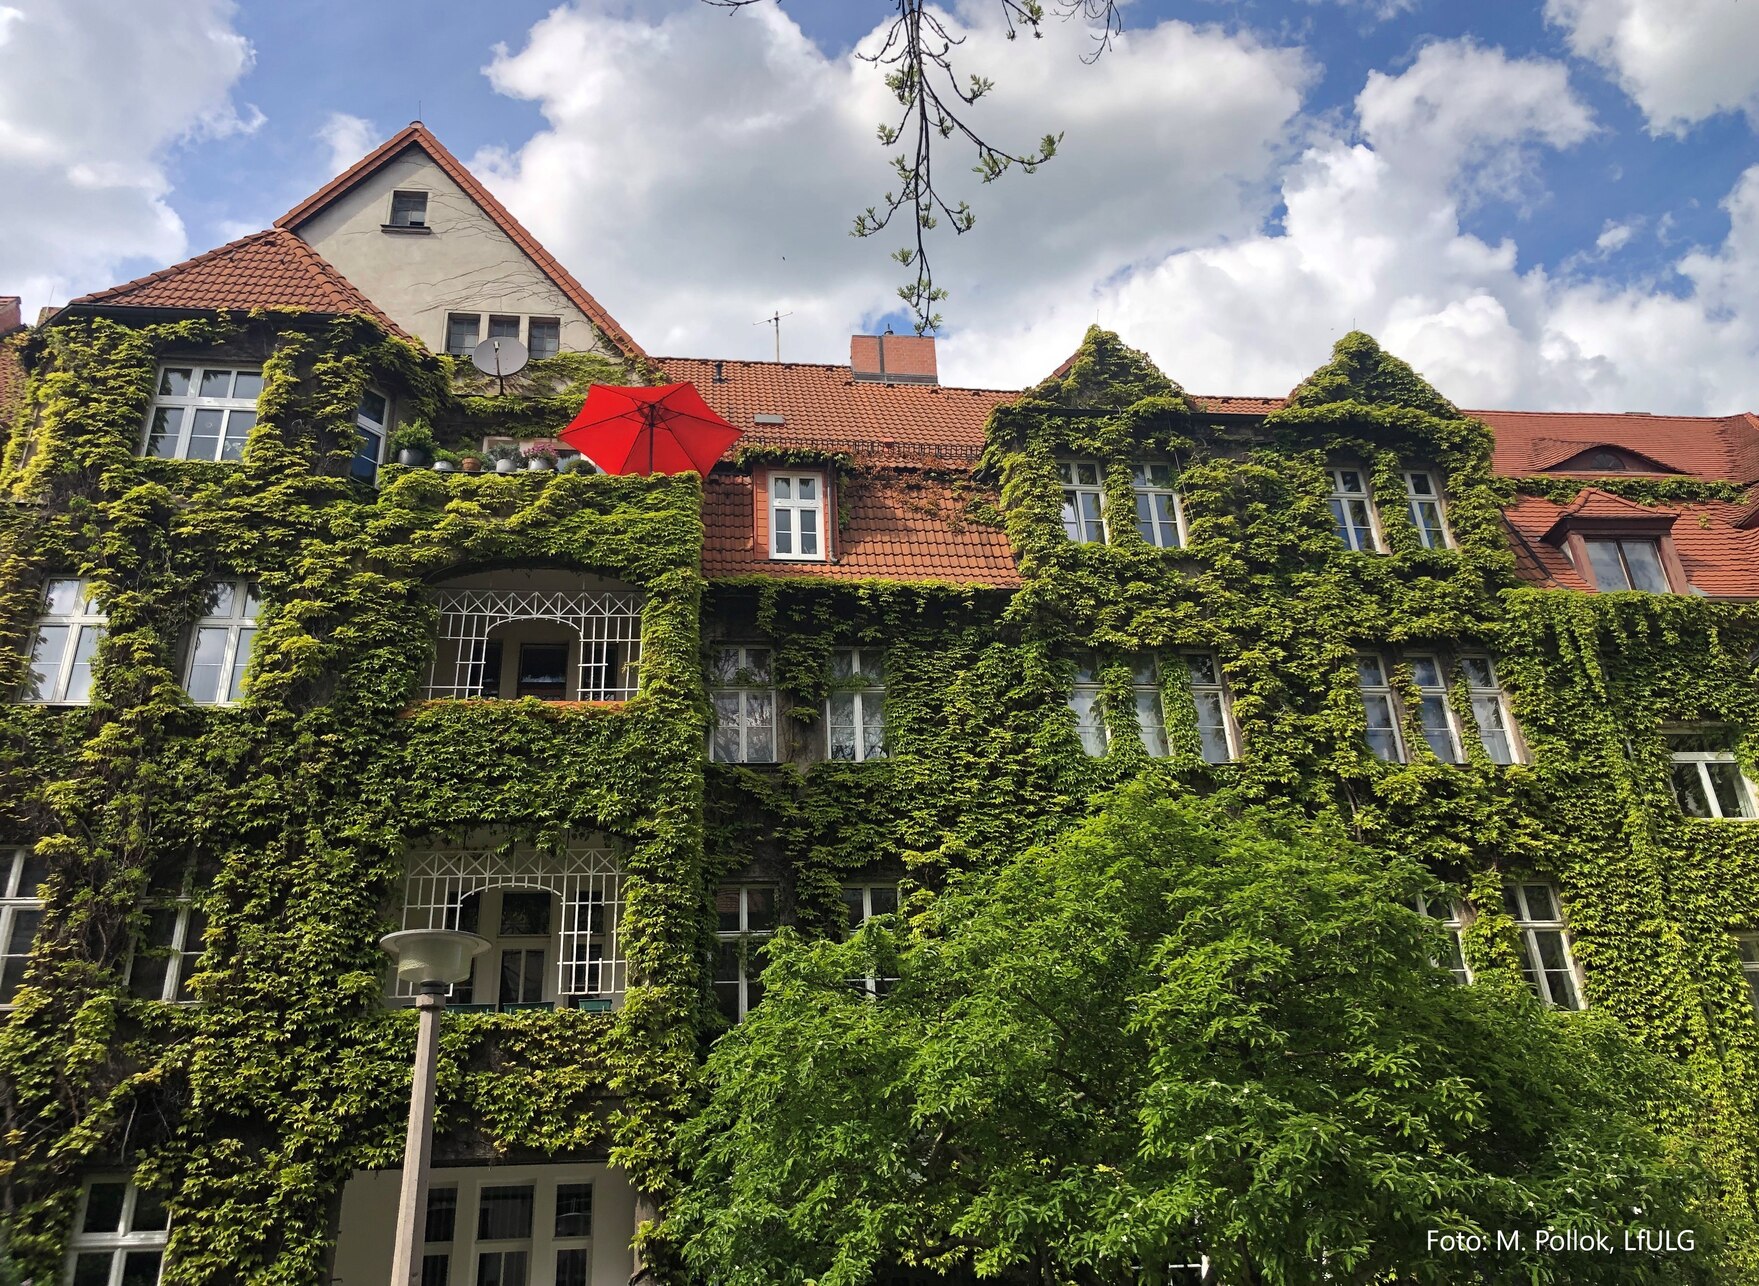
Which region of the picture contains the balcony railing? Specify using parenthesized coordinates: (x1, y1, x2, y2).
(424, 576, 644, 702)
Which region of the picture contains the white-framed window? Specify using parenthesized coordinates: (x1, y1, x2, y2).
(445, 313, 481, 358)
(842, 883, 900, 996)
(1460, 655, 1520, 764)
(1131, 462, 1184, 549)
(709, 645, 776, 764)
(388, 190, 428, 228)
(768, 472, 826, 560)
(1069, 657, 1107, 756)
(1, 846, 47, 1008)
(827, 647, 886, 762)
(420, 1169, 594, 1286)
(1356, 653, 1403, 762)
(1736, 934, 1759, 1018)
(142, 365, 261, 462)
(714, 884, 777, 1022)
(1409, 653, 1462, 763)
(184, 580, 260, 705)
(1583, 537, 1669, 593)
(446, 885, 613, 1011)
(1505, 881, 1583, 1010)
(20, 577, 105, 705)
(1402, 470, 1451, 549)
(1414, 893, 1471, 985)
(1129, 655, 1168, 756)
(65, 1179, 169, 1286)
(1328, 467, 1379, 552)
(1667, 731, 1757, 819)
(126, 890, 207, 1004)
(528, 318, 561, 360)
(1180, 651, 1236, 764)
(353, 388, 389, 481)
(1057, 461, 1107, 544)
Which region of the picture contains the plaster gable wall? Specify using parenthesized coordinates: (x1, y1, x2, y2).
(294, 150, 611, 357)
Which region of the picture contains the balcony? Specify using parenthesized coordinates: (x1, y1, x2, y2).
(424, 570, 643, 703)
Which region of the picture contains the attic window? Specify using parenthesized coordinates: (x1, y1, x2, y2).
(387, 191, 428, 229)
(753, 413, 785, 426)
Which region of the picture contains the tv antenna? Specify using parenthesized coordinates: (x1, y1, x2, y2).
(471, 336, 529, 395)
(755, 310, 792, 362)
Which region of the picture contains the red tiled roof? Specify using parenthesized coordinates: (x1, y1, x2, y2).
(65, 229, 407, 337)
(276, 122, 644, 360)
(702, 472, 1020, 586)
(1475, 409, 1759, 483)
(1193, 394, 1285, 416)
(657, 357, 1010, 465)
(1504, 493, 1759, 597)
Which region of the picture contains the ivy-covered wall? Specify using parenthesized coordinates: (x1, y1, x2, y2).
(3, 314, 1759, 1283)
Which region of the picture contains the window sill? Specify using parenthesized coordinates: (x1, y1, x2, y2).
(767, 555, 829, 564)
(379, 224, 432, 234)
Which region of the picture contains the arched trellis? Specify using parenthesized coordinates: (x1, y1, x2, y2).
(393, 839, 625, 1003)
(424, 578, 645, 701)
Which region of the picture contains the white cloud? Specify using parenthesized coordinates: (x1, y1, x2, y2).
(0, 0, 257, 315)
(475, 1, 1312, 365)
(317, 112, 375, 177)
(1547, 0, 1759, 134)
(1594, 218, 1637, 253)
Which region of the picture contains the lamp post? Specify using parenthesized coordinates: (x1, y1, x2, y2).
(379, 928, 491, 1286)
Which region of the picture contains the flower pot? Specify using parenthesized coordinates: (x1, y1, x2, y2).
(495, 458, 519, 474)
(460, 457, 483, 474)
(432, 460, 456, 473)
(526, 457, 555, 472)
(397, 447, 428, 466)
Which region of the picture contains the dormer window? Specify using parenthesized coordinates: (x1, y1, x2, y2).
(388, 190, 428, 229)
(1583, 537, 1668, 593)
(1543, 490, 1687, 594)
(769, 472, 825, 561)
(1402, 470, 1452, 549)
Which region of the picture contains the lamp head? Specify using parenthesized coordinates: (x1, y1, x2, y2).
(380, 929, 492, 986)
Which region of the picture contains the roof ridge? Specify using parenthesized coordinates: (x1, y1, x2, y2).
(276, 122, 644, 360)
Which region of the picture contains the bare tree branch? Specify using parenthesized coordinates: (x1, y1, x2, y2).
(703, 0, 1121, 333)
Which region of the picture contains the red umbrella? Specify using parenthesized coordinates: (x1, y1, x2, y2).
(559, 382, 742, 477)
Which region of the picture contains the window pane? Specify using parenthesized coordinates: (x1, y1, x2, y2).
(772, 476, 792, 501)
(529, 319, 560, 360)
(1471, 695, 1514, 764)
(359, 391, 388, 426)
(862, 705, 886, 760)
(1193, 691, 1231, 763)
(446, 315, 480, 355)
(158, 367, 191, 396)
(421, 1254, 452, 1286)
(555, 1249, 590, 1286)
(186, 626, 228, 704)
(554, 1183, 593, 1237)
(71, 1252, 113, 1286)
(773, 506, 793, 554)
(1707, 762, 1752, 818)
(24, 624, 69, 699)
(1584, 540, 1630, 590)
(828, 692, 856, 760)
(227, 625, 255, 701)
(799, 509, 819, 556)
(66, 624, 102, 703)
(425, 1188, 458, 1243)
(1621, 540, 1668, 593)
(82, 1181, 128, 1233)
(745, 886, 777, 931)
(488, 315, 520, 339)
(220, 410, 254, 460)
(1356, 655, 1387, 686)
(477, 1185, 535, 1240)
(1363, 694, 1399, 761)
(1521, 883, 1558, 921)
(477, 1250, 530, 1286)
(710, 695, 743, 762)
(1411, 657, 1443, 688)
(1070, 689, 1105, 756)
(199, 368, 233, 398)
(796, 477, 816, 500)
(131, 1188, 169, 1232)
(1135, 689, 1168, 757)
(1184, 653, 1217, 686)
(232, 370, 263, 401)
(1061, 493, 1081, 541)
(1418, 696, 1458, 762)
(1460, 656, 1494, 688)
(499, 892, 552, 936)
(146, 406, 183, 457)
(187, 407, 224, 460)
(1673, 764, 1714, 818)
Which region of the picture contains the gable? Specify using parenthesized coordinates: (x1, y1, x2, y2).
(279, 125, 642, 361)
(1539, 443, 1682, 475)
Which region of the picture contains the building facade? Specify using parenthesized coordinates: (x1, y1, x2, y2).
(3, 124, 1759, 1284)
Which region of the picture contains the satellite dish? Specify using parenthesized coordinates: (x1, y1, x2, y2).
(471, 337, 529, 378)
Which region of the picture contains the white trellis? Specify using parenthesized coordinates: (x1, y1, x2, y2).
(394, 840, 626, 1003)
(425, 583, 645, 701)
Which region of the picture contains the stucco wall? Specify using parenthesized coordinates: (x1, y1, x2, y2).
(295, 149, 612, 357)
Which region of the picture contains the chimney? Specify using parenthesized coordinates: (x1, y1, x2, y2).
(851, 332, 937, 385)
(0, 296, 21, 333)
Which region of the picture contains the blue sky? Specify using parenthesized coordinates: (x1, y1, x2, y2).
(7, 0, 1759, 409)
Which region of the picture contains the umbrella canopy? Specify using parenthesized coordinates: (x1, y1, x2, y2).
(559, 382, 743, 477)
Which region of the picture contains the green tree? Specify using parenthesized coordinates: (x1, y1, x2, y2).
(673, 778, 1719, 1284)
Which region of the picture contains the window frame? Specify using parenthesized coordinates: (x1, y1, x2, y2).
(1068, 657, 1108, 756)
(1580, 535, 1671, 593)
(1400, 468, 1453, 550)
(1327, 466, 1382, 552)
(1057, 460, 1108, 544)
(1179, 650, 1238, 763)
(826, 647, 887, 762)
(714, 884, 778, 1022)
(1128, 654, 1169, 756)
(141, 363, 262, 463)
(445, 313, 482, 358)
(125, 890, 207, 1005)
(1668, 746, 1758, 820)
(1408, 652, 1463, 764)
(1, 846, 46, 1010)
(419, 1168, 596, 1286)
(1737, 933, 1759, 1019)
(767, 471, 828, 561)
(1414, 893, 1472, 985)
(1505, 881, 1585, 1010)
(1355, 652, 1405, 762)
(1459, 654, 1522, 765)
(841, 882, 901, 996)
(1130, 461, 1185, 549)
(20, 577, 105, 705)
(65, 1178, 170, 1286)
(709, 645, 778, 764)
(184, 579, 261, 706)
(387, 189, 429, 229)
(527, 317, 562, 360)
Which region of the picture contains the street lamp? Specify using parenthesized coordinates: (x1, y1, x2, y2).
(380, 928, 491, 1286)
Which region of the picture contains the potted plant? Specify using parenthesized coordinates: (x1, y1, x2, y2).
(487, 443, 521, 474)
(389, 419, 436, 467)
(560, 455, 599, 475)
(522, 443, 559, 472)
(459, 452, 484, 474)
(431, 448, 459, 473)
